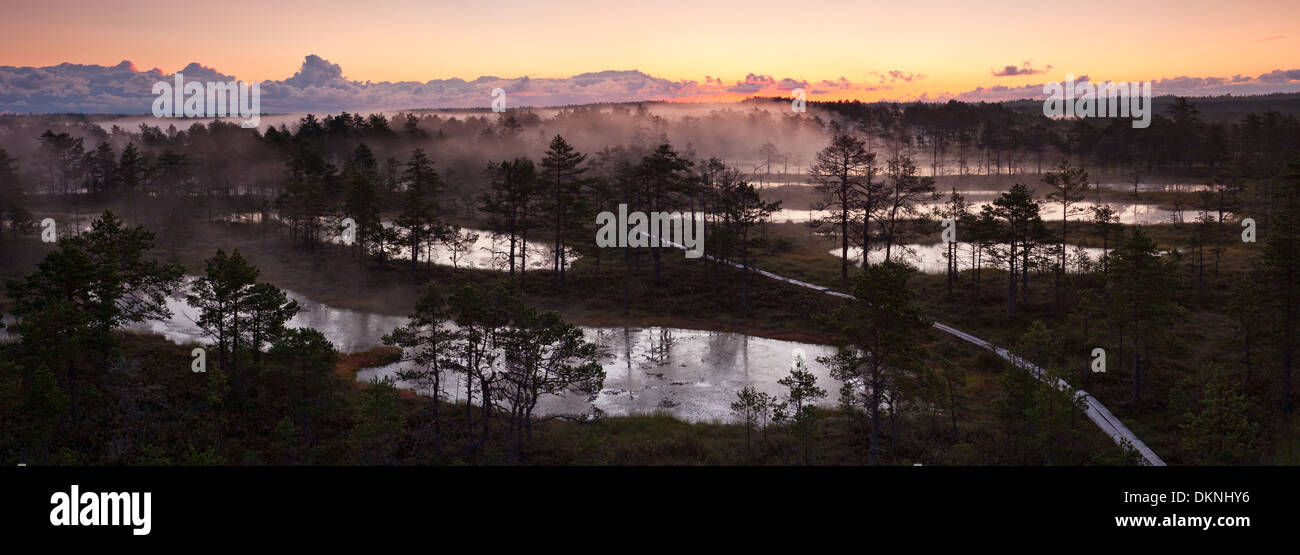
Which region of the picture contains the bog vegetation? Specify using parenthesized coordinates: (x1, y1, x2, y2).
(0, 94, 1297, 465)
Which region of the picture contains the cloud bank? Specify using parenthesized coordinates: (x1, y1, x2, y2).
(1, 54, 1298, 114)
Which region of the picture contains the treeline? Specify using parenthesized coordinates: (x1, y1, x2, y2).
(3, 94, 1296, 205)
(798, 96, 1300, 178)
(0, 103, 819, 203)
(0, 95, 1295, 245)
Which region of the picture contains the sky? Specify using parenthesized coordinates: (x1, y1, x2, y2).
(1, 0, 1298, 110)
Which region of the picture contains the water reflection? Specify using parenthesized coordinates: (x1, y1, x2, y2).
(32, 209, 571, 273)
(124, 280, 409, 354)
(833, 243, 1108, 274)
(5, 280, 838, 423)
(361, 326, 837, 423)
(772, 200, 1181, 225)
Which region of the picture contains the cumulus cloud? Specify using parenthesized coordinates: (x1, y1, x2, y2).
(1257, 68, 1300, 83)
(991, 61, 1052, 77)
(282, 54, 345, 88)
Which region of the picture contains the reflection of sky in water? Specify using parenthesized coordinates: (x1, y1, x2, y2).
(320, 222, 571, 272)
(772, 178, 1210, 193)
(773, 200, 1183, 225)
(5, 281, 409, 356)
(123, 280, 411, 354)
(834, 243, 1108, 274)
(0, 315, 16, 344)
(360, 326, 837, 424)
(3, 280, 834, 423)
(30, 211, 569, 273)
(1095, 182, 1212, 192)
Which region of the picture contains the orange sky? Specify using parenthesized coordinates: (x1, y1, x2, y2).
(2, 0, 1297, 101)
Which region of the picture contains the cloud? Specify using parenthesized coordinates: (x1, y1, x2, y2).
(887, 70, 925, 82)
(865, 70, 925, 83)
(4, 55, 1296, 113)
(817, 77, 853, 89)
(0, 55, 924, 113)
(1254, 35, 1286, 42)
(776, 77, 808, 91)
(1257, 68, 1300, 83)
(726, 73, 776, 93)
(0, 55, 719, 113)
(282, 54, 345, 88)
(992, 61, 1052, 77)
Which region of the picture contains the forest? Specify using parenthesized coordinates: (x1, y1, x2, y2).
(0, 93, 1297, 465)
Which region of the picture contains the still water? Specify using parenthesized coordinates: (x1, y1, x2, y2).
(772, 200, 1183, 226)
(50, 281, 838, 423)
(834, 242, 1108, 274)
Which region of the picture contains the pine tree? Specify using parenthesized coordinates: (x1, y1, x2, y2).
(395, 148, 445, 269)
(383, 284, 458, 458)
(730, 386, 772, 458)
(539, 135, 589, 288)
(880, 155, 937, 262)
(1043, 159, 1089, 297)
(809, 134, 876, 281)
(819, 260, 930, 465)
(187, 249, 259, 380)
(635, 143, 692, 282)
(1177, 364, 1259, 464)
(1106, 227, 1184, 403)
(774, 352, 826, 465)
(0, 149, 31, 238)
(351, 378, 404, 465)
(479, 157, 537, 278)
(1260, 169, 1300, 412)
(341, 144, 383, 262)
